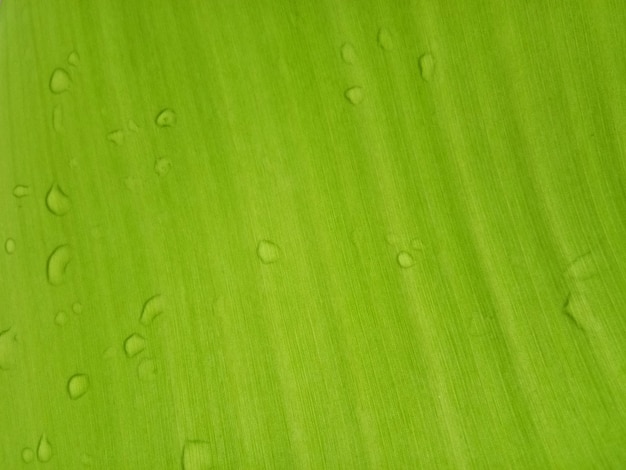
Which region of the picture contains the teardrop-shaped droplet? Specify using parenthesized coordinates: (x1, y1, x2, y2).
(344, 86, 364, 105)
(155, 108, 176, 127)
(419, 53, 435, 82)
(257, 240, 281, 264)
(377, 27, 394, 51)
(67, 373, 90, 399)
(46, 183, 71, 216)
(49, 68, 71, 94)
(124, 333, 147, 358)
(68, 51, 80, 66)
(37, 433, 53, 462)
(140, 295, 165, 326)
(340, 42, 357, 64)
(47, 245, 72, 286)
(0, 327, 18, 370)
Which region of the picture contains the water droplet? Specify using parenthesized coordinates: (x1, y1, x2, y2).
(565, 251, 598, 280)
(46, 183, 71, 216)
(106, 130, 124, 145)
(128, 119, 140, 132)
(411, 238, 425, 251)
(137, 358, 156, 381)
(67, 373, 90, 399)
(49, 68, 71, 94)
(13, 185, 31, 198)
(21, 447, 35, 463)
(81, 453, 94, 467)
(140, 295, 164, 326)
(397, 251, 415, 268)
(385, 233, 400, 246)
(155, 108, 176, 127)
(340, 42, 357, 64)
(0, 327, 18, 370)
(377, 27, 394, 51)
(37, 433, 53, 462)
(54, 311, 69, 326)
(419, 53, 435, 82)
(68, 51, 80, 66)
(47, 244, 72, 286)
(53, 105, 63, 132)
(124, 333, 146, 358)
(124, 176, 144, 192)
(5, 238, 16, 254)
(257, 240, 281, 264)
(182, 440, 212, 470)
(102, 346, 117, 360)
(72, 302, 83, 315)
(344, 86, 364, 105)
(154, 157, 172, 176)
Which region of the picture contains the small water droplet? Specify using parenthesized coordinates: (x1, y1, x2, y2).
(4, 238, 16, 254)
(154, 157, 172, 176)
(377, 27, 394, 51)
(340, 42, 357, 64)
(22, 447, 35, 463)
(182, 440, 212, 470)
(49, 68, 71, 94)
(140, 295, 164, 326)
(419, 53, 435, 82)
(53, 105, 63, 132)
(54, 311, 69, 326)
(0, 327, 18, 370)
(81, 453, 94, 467)
(13, 185, 31, 198)
(37, 433, 53, 462)
(47, 244, 72, 286)
(124, 176, 144, 192)
(257, 240, 281, 264)
(106, 130, 124, 145)
(385, 233, 400, 246)
(397, 251, 415, 268)
(155, 108, 176, 127)
(345, 86, 364, 105)
(137, 358, 157, 381)
(128, 119, 140, 132)
(72, 302, 83, 315)
(67, 373, 90, 399)
(46, 183, 71, 216)
(68, 51, 80, 66)
(124, 333, 146, 358)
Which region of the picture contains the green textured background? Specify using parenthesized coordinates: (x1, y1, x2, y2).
(1, 0, 626, 468)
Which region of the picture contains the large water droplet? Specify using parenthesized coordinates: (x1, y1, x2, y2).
(377, 28, 394, 51)
(67, 373, 90, 399)
(340, 42, 357, 64)
(4, 238, 16, 254)
(257, 240, 281, 264)
(37, 433, 53, 462)
(140, 295, 164, 326)
(21, 447, 35, 463)
(106, 130, 124, 145)
(155, 108, 176, 127)
(344, 86, 364, 105)
(46, 183, 71, 216)
(154, 157, 172, 176)
(397, 251, 415, 268)
(182, 440, 212, 470)
(0, 327, 18, 370)
(49, 68, 71, 94)
(68, 51, 80, 67)
(47, 244, 72, 286)
(54, 311, 69, 326)
(53, 105, 63, 132)
(419, 53, 435, 82)
(137, 358, 157, 381)
(124, 333, 146, 358)
(13, 185, 31, 198)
